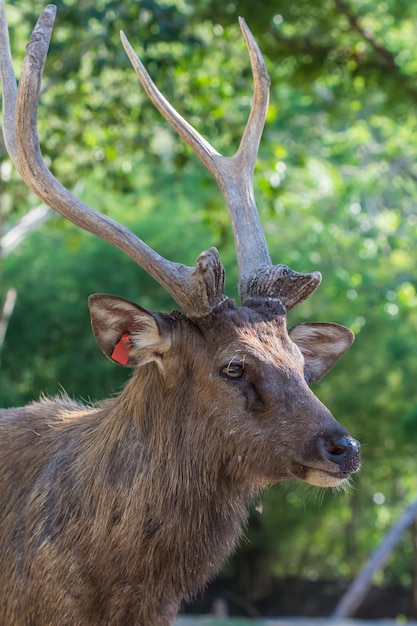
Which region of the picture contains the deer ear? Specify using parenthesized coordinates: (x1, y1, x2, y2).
(88, 294, 171, 368)
(288, 322, 354, 383)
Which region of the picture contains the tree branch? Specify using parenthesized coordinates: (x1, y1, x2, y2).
(334, 0, 397, 72)
(333, 0, 417, 104)
(332, 495, 417, 617)
(0, 287, 16, 360)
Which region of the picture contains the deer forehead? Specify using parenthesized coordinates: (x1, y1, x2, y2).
(195, 310, 303, 369)
(231, 324, 304, 368)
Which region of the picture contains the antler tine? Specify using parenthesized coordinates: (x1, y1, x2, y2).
(0, 0, 18, 168)
(0, 2, 226, 318)
(121, 18, 321, 310)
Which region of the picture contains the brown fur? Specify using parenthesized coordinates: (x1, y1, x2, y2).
(0, 4, 361, 621)
(0, 298, 360, 624)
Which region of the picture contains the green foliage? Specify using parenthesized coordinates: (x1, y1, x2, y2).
(2, 0, 417, 599)
(0, 163, 217, 402)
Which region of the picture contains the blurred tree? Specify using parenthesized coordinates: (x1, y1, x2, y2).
(1, 0, 417, 607)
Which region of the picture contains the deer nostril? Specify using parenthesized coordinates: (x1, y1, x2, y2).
(321, 435, 361, 470)
(326, 436, 350, 457)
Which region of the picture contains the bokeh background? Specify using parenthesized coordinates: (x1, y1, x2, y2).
(1, 0, 417, 618)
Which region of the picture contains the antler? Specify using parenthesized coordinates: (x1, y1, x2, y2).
(0, 2, 320, 316)
(0, 2, 225, 318)
(121, 18, 321, 309)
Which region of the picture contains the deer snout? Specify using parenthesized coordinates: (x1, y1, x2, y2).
(320, 435, 361, 474)
(299, 431, 361, 488)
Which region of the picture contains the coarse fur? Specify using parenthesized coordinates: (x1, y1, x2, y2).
(0, 5, 360, 623)
(0, 298, 360, 625)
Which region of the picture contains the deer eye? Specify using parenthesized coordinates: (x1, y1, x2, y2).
(222, 362, 245, 379)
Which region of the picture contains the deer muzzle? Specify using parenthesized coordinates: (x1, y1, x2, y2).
(295, 431, 361, 488)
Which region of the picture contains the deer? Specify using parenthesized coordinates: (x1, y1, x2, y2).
(0, 3, 360, 625)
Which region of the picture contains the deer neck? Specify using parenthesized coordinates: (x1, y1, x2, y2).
(89, 367, 257, 597)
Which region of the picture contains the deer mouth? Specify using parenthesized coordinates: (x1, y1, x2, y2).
(289, 461, 349, 487)
(289, 432, 361, 487)
(303, 466, 352, 488)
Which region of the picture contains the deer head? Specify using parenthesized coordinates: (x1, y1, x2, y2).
(0, 3, 360, 489)
(0, 4, 362, 623)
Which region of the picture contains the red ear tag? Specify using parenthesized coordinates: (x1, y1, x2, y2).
(111, 332, 132, 365)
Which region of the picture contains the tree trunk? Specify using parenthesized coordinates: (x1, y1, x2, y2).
(412, 511, 417, 615)
(332, 495, 417, 618)
(0, 286, 17, 360)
